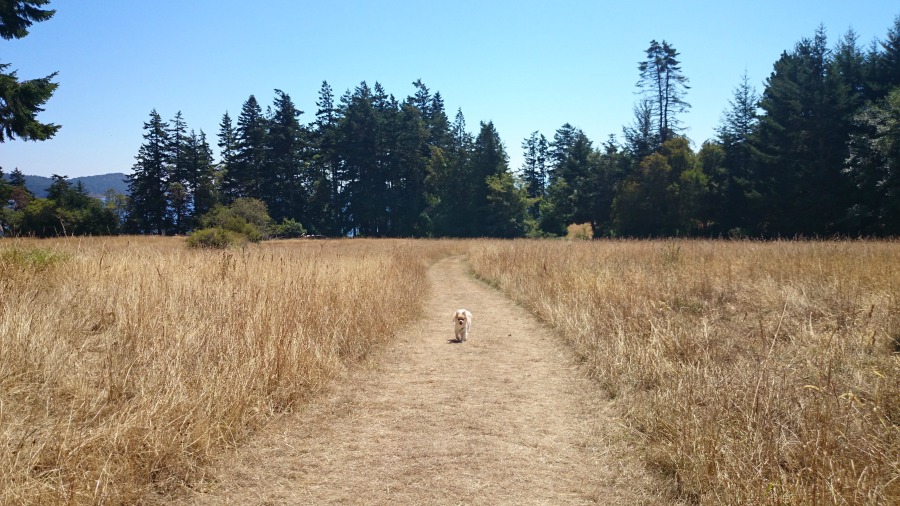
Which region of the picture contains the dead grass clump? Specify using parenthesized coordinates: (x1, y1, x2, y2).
(0, 236, 459, 504)
(469, 239, 900, 504)
(566, 222, 594, 241)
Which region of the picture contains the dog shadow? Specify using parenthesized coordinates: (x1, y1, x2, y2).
(446, 338, 464, 344)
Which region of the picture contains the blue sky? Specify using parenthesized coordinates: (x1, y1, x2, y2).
(3, 1, 899, 178)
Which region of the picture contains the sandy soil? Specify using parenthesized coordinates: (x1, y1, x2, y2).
(174, 256, 659, 505)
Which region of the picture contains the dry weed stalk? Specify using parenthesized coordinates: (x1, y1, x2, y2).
(469, 239, 900, 504)
(0, 237, 459, 504)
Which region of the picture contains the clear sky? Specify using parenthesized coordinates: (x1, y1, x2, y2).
(3, 1, 899, 178)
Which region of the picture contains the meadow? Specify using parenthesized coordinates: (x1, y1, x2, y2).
(469, 239, 899, 504)
(0, 236, 461, 504)
(1, 237, 898, 504)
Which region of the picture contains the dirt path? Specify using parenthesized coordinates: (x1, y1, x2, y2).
(179, 256, 658, 505)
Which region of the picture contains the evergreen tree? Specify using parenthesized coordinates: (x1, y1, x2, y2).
(391, 102, 430, 236)
(623, 98, 658, 160)
(309, 80, 343, 235)
(521, 131, 549, 209)
(233, 95, 267, 199)
(468, 121, 509, 236)
(431, 108, 474, 236)
(0, 0, 59, 142)
(266, 89, 306, 222)
(754, 26, 854, 236)
(846, 88, 900, 235)
(183, 129, 217, 225)
(871, 15, 900, 98)
(9, 167, 28, 189)
(548, 123, 578, 183)
(715, 72, 762, 234)
(128, 109, 171, 234)
(637, 40, 690, 144)
(339, 82, 383, 236)
(167, 111, 191, 232)
(217, 111, 239, 202)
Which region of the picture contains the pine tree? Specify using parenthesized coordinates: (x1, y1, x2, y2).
(754, 26, 854, 235)
(233, 95, 267, 200)
(183, 129, 217, 225)
(521, 131, 549, 207)
(637, 40, 690, 144)
(871, 15, 900, 98)
(469, 121, 509, 236)
(267, 89, 306, 223)
(128, 109, 171, 234)
(623, 98, 657, 160)
(167, 111, 191, 232)
(715, 72, 762, 234)
(309, 80, 342, 235)
(339, 82, 382, 236)
(218, 111, 239, 202)
(846, 88, 900, 235)
(0, 0, 59, 142)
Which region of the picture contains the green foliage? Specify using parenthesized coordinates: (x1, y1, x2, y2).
(484, 171, 533, 238)
(199, 198, 272, 243)
(272, 218, 306, 238)
(0, 246, 68, 270)
(185, 227, 246, 249)
(846, 88, 900, 234)
(0, 1, 59, 142)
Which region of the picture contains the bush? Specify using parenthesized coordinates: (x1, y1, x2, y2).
(185, 227, 247, 249)
(272, 218, 306, 238)
(197, 198, 273, 244)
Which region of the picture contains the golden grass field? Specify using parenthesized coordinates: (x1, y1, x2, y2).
(0, 236, 462, 504)
(1, 237, 898, 504)
(469, 239, 900, 505)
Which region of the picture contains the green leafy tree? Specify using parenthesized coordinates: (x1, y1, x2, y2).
(846, 88, 900, 235)
(0, 0, 59, 142)
(484, 171, 534, 238)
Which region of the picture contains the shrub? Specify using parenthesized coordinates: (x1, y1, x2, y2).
(272, 218, 306, 238)
(185, 227, 246, 249)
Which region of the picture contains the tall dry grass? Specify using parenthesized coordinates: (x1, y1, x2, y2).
(469, 239, 899, 504)
(0, 236, 461, 504)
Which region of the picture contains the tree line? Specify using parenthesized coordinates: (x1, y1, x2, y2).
(3, 15, 900, 238)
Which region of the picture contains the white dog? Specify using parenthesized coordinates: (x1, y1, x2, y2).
(453, 309, 473, 342)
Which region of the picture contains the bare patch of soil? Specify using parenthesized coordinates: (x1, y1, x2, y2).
(171, 256, 660, 504)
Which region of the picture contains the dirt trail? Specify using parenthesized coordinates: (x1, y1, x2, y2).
(179, 256, 658, 505)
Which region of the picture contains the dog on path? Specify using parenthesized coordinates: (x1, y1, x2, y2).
(453, 309, 473, 342)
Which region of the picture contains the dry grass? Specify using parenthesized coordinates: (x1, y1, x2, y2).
(0, 236, 462, 505)
(469, 239, 900, 504)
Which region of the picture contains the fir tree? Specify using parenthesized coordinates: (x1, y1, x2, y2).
(128, 109, 171, 234)
(0, 0, 59, 142)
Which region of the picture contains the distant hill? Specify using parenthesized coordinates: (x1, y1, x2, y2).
(2, 173, 129, 198)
